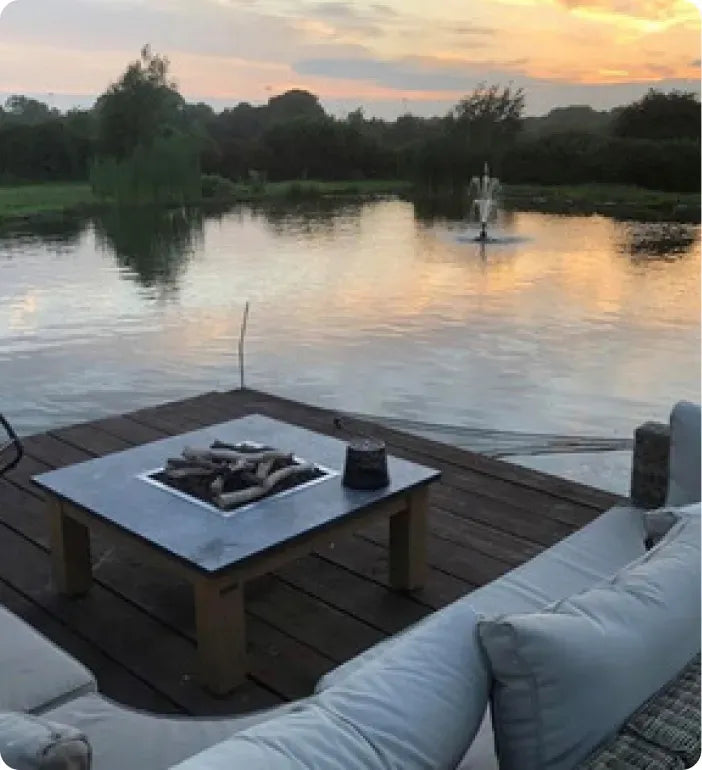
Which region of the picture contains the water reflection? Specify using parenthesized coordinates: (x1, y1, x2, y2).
(94, 207, 204, 295)
(252, 199, 363, 238)
(412, 195, 468, 223)
(0, 215, 85, 256)
(0, 200, 699, 455)
(616, 222, 698, 262)
(412, 196, 519, 236)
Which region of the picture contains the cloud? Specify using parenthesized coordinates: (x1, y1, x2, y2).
(645, 62, 678, 76)
(0, 0, 699, 118)
(293, 57, 472, 92)
(291, 51, 700, 111)
(311, 2, 365, 18)
(368, 3, 398, 16)
(305, 1, 382, 35)
(293, 54, 532, 92)
(453, 24, 496, 36)
(308, 1, 399, 20)
(293, 0, 411, 38)
(0, 0, 368, 61)
(553, 0, 695, 22)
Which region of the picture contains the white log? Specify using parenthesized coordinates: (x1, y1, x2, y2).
(216, 484, 267, 508)
(255, 459, 274, 481)
(216, 462, 315, 509)
(263, 462, 314, 490)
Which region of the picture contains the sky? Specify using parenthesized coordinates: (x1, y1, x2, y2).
(0, 0, 700, 118)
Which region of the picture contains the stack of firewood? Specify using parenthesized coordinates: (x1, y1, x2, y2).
(162, 441, 315, 510)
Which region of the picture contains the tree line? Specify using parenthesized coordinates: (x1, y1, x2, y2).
(1, 46, 699, 197)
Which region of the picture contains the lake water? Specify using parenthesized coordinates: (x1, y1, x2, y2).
(1, 200, 699, 494)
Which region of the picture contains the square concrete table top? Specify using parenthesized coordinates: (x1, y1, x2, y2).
(33, 414, 441, 575)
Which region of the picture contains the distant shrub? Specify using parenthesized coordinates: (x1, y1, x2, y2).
(90, 134, 201, 204)
(501, 134, 700, 193)
(284, 180, 322, 199)
(201, 173, 237, 200)
(247, 169, 266, 194)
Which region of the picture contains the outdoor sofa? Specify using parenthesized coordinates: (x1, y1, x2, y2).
(1, 400, 700, 770)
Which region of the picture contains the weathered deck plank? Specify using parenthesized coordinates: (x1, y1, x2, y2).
(3, 433, 379, 704)
(0, 388, 619, 715)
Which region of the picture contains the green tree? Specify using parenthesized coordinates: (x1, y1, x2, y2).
(264, 89, 326, 125)
(94, 44, 186, 159)
(1, 96, 59, 125)
(411, 85, 525, 193)
(450, 83, 525, 150)
(613, 89, 700, 142)
(521, 105, 615, 139)
(91, 45, 203, 203)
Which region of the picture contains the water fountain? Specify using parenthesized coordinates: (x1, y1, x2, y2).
(468, 162, 500, 242)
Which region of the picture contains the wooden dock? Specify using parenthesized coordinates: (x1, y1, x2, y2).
(0, 388, 622, 716)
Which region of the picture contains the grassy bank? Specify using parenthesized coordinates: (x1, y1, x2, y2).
(501, 183, 700, 222)
(0, 179, 410, 226)
(232, 179, 411, 199)
(0, 182, 98, 221)
(1, 179, 698, 227)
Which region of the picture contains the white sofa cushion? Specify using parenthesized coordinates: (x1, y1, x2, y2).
(173, 601, 488, 770)
(44, 694, 303, 770)
(645, 501, 701, 544)
(171, 506, 648, 770)
(169, 703, 397, 770)
(477, 514, 701, 770)
(0, 711, 90, 770)
(315, 504, 646, 770)
(317, 503, 647, 693)
(0, 607, 96, 714)
(666, 400, 701, 506)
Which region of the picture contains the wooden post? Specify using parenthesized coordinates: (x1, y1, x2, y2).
(194, 578, 247, 695)
(48, 498, 92, 596)
(631, 421, 670, 509)
(389, 486, 428, 591)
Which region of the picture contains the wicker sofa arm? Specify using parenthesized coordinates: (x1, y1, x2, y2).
(630, 421, 670, 509)
(0, 712, 91, 770)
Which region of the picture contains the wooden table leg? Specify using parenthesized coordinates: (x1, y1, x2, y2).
(389, 486, 428, 590)
(194, 578, 247, 695)
(49, 498, 92, 596)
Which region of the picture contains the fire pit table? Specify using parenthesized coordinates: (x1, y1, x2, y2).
(32, 414, 441, 694)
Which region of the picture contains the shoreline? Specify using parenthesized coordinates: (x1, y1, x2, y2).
(0, 180, 409, 230)
(0, 180, 699, 228)
(501, 183, 700, 223)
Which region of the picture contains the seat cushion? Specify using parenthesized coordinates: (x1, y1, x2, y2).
(44, 694, 303, 770)
(0, 607, 96, 714)
(0, 711, 90, 770)
(666, 400, 701, 506)
(171, 702, 397, 770)
(478, 515, 701, 770)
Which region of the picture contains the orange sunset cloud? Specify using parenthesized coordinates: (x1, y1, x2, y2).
(0, 0, 698, 116)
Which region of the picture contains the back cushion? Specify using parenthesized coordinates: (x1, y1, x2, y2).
(666, 401, 701, 506)
(478, 516, 701, 770)
(316, 601, 490, 770)
(318, 503, 647, 694)
(173, 601, 490, 770)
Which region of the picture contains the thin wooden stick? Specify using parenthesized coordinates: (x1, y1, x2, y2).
(238, 301, 250, 390)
